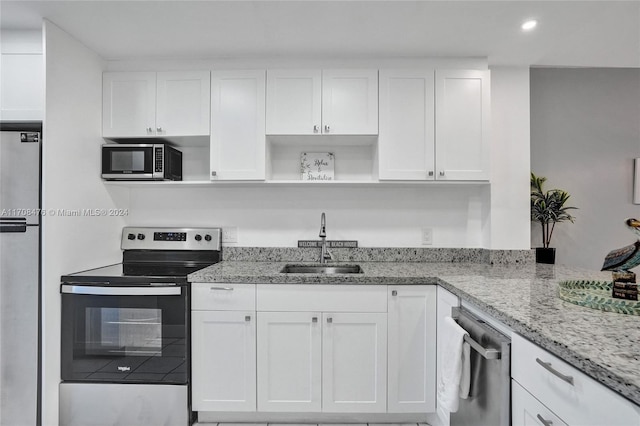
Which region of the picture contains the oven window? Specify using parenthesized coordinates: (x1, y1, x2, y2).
(86, 307, 162, 356)
(111, 151, 145, 171)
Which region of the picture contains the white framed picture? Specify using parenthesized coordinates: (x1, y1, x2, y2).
(300, 152, 334, 181)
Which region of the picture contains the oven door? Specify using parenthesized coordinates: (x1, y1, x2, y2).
(60, 284, 188, 384)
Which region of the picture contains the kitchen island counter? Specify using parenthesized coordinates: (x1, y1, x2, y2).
(189, 260, 640, 407)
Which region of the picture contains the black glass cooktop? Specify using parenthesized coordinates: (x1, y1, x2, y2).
(60, 262, 212, 285)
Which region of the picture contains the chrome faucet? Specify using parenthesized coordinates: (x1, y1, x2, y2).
(319, 212, 332, 263)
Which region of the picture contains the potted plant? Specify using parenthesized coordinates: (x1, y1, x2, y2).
(530, 172, 577, 264)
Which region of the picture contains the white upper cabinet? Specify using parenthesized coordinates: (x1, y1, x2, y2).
(379, 69, 435, 180)
(210, 70, 266, 180)
(266, 69, 378, 135)
(321, 69, 379, 135)
(103, 71, 210, 138)
(435, 69, 490, 181)
(266, 69, 321, 135)
(156, 71, 211, 137)
(103, 72, 156, 138)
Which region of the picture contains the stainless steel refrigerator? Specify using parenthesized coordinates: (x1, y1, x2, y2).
(0, 122, 41, 426)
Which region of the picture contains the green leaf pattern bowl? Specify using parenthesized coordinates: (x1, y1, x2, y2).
(558, 280, 640, 316)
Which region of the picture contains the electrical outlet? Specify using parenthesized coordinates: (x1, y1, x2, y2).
(421, 227, 433, 245)
(222, 226, 238, 243)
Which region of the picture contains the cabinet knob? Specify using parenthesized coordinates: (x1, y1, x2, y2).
(245, 315, 251, 322)
(156, 127, 163, 133)
(439, 171, 445, 177)
(313, 125, 319, 133)
(211, 171, 217, 177)
(324, 125, 330, 133)
(327, 317, 333, 324)
(392, 290, 398, 296)
(312, 317, 318, 323)
(428, 171, 434, 177)
(146, 127, 153, 133)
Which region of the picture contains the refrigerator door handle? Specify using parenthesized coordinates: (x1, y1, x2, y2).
(0, 218, 28, 233)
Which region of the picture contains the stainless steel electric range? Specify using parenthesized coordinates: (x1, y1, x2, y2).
(59, 227, 221, 426)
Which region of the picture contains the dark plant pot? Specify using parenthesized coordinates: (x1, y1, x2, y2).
(535, 247, 556, 264)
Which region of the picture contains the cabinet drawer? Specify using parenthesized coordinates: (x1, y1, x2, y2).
(191, 283, 255, 311)
(512, 380, 567, 426)
(512, 333, 640, 425)
(257, 284, 387, 312)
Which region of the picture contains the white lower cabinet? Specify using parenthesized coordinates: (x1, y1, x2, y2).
(191, 310, 256, 411)
(322, 312, 387, 413)
(511, 333, 640, 425)
(387, 286, 437, 413)
(512, 380, 568, 426)
(256, 311, 322, 412)
(191, 283, 257, 412)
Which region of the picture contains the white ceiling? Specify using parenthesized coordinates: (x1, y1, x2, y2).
(1, 0, 639, 67)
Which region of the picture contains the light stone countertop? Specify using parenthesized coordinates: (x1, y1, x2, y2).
(188, 260, 640, 406)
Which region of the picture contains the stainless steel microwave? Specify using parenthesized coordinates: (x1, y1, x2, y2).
(101, 143, 182, 181)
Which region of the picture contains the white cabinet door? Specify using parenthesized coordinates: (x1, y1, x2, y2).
(322, 69, 378, 135)
(191, 310, 256, 412)
(387, 285, 437, 413)
(322, 312, 387, 413)
(102, 72, 156, 137)
(210, 70, 266, 180)
(156, 71, 210, 137)
(266, 69, 321, 135)
(512, 380, 568, 426)
(435, 69, 490, 181)
(257, 311, 322, 412)
(378, 69, 435, 180)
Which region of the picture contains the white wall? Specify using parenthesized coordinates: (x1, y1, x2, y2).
(41, 20, 128, 425)
(530, 68, 640, 269)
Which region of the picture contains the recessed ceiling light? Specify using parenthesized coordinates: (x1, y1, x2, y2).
(521, 20, 538, 31)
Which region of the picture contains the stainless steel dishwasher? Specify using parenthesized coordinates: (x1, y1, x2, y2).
(450, 307, 512, 426)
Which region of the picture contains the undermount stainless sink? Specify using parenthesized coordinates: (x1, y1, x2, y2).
(280, 264, 363, 274)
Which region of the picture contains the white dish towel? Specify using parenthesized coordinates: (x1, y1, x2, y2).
(437, 316, 471, 413)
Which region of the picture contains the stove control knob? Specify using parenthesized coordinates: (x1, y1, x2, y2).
(127, 233, 136, 240)
(137, 233, 145, 240)
(195, 234, 202, 241)
(205, 234, 212, 242)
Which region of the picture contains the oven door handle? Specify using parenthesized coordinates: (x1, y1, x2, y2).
(61, 284, 182, 296)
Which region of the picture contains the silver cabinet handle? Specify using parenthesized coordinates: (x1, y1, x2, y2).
(536, 414, 553, 426)
(327, 317, 333, 323)
(146, 127, 153, 133)
(209, 286, 233, 291)
(439, 171, 445, 176)
(313, 125, 319, 133)
(156, 127, 163, 133)
(391, 290, 397, 296)
(535, 358, 574, 385)
(211, 171, 217, 177)
(245, 315, 251, 322)
(312, 317, 318, 323)
(428, 171, 434, 177)
(324, 125, 330, 133)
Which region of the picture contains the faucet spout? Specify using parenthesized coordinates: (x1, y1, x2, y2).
(319, 212, 331, 263)
(319, 212, 326, 238)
